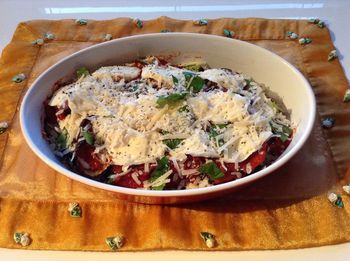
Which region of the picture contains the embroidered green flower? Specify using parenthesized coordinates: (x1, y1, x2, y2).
(322, 117, 335, 129)
(200, 232, 216, 248)
(105, 235, 124, 251)
(287, 31, 298, 39)
(44, 32, 55, 40)
(343, 89, 350, 103)
(75, 19, 88, 25)
(133, 18, 143, 28)
(68, 202, 82, 218)
(13, 232, 31, 246)
(299, 37, 312, 45)
(318, 20, 326, 28)
(309, 18, 320, 24)
(160, 29, 171, 33)
(0, 121, 8, 134)
(31, 39, 44, 45)
(308, 18, 325, 28)
(12, 73, 26, 83)
(193, 19, 208, 26)
(223, 29, 234, 38)
(342, 184, 350, 194)
(328, 50, 338, 61)
(328, 192, 344, 208)
(103, 34, 113, 41)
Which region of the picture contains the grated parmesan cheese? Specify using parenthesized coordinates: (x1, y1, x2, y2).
(48, 60, 291, 168)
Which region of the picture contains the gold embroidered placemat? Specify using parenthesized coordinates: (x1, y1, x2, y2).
(0, 17, 350, 251)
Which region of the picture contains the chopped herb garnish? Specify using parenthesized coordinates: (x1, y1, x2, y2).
(182, 63, 209, 72)
(244, 78, 253, 87)
(131, 85, 139, 92)
(215, 123, 229, 129)
(149, 156, 169, 190)
(172, 75, 178, 84)
(190, 77, 205, 93)
(183, 71, 193, 81)
(270, 100, 282, 112)
(208, 127, 219, 139)
(160, 29, 171, 33)
(208, 124, 227, 146)
(163, 139, 183, 149)
(200, 232, 216, 248)
(199, 161, 224, 180)
(105, 235, 124, 251)
(156, 92, 187, 108)
(56, 128, 68, 150)
(183, 72, 204, 93)
(76, 67, 90, 78)
(270, 121, 292, 142)
(160, 130, 170, 135)
(82, 131, 94, 145)
(178, 105, 190, 113)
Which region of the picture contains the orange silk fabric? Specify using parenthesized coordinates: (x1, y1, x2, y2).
(0, 17, 350, 250)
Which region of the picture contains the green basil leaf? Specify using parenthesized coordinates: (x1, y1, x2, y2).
(278, 132, 289, 142)
(76, 67, 90, 78)
(208, 127, 219, 139)
(163, 139, 183, 149)
(190, 76, 205, 93)
(82, 131, 94, 145)
(208, 124, 227, 138)
(56, 128, 68, 150)
(149, 156, 170, 190)
(215, 123, 229, 129)
(152, 184, 166, 190)
(270, 121, 292, 142)
(282, 125, 292, 136)
(270, 100, 282, 112)
(156, 93, 187, 108)
(199, 162, 224, 180)
(160, 130, 170, 135)
(183, 72, 204, 93)
(183, 63, 208, 72)
(131, 85, 139, 92)
(178, 105, 190, 113)
(172, 75, 178, 84)
(244, 79, 253, 87)
(183, 71, 193, 81)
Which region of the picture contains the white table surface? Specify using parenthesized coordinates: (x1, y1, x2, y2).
(1, 0, 349, 260)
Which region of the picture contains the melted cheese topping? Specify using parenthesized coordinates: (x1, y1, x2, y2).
(49, 62, 291, 165)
